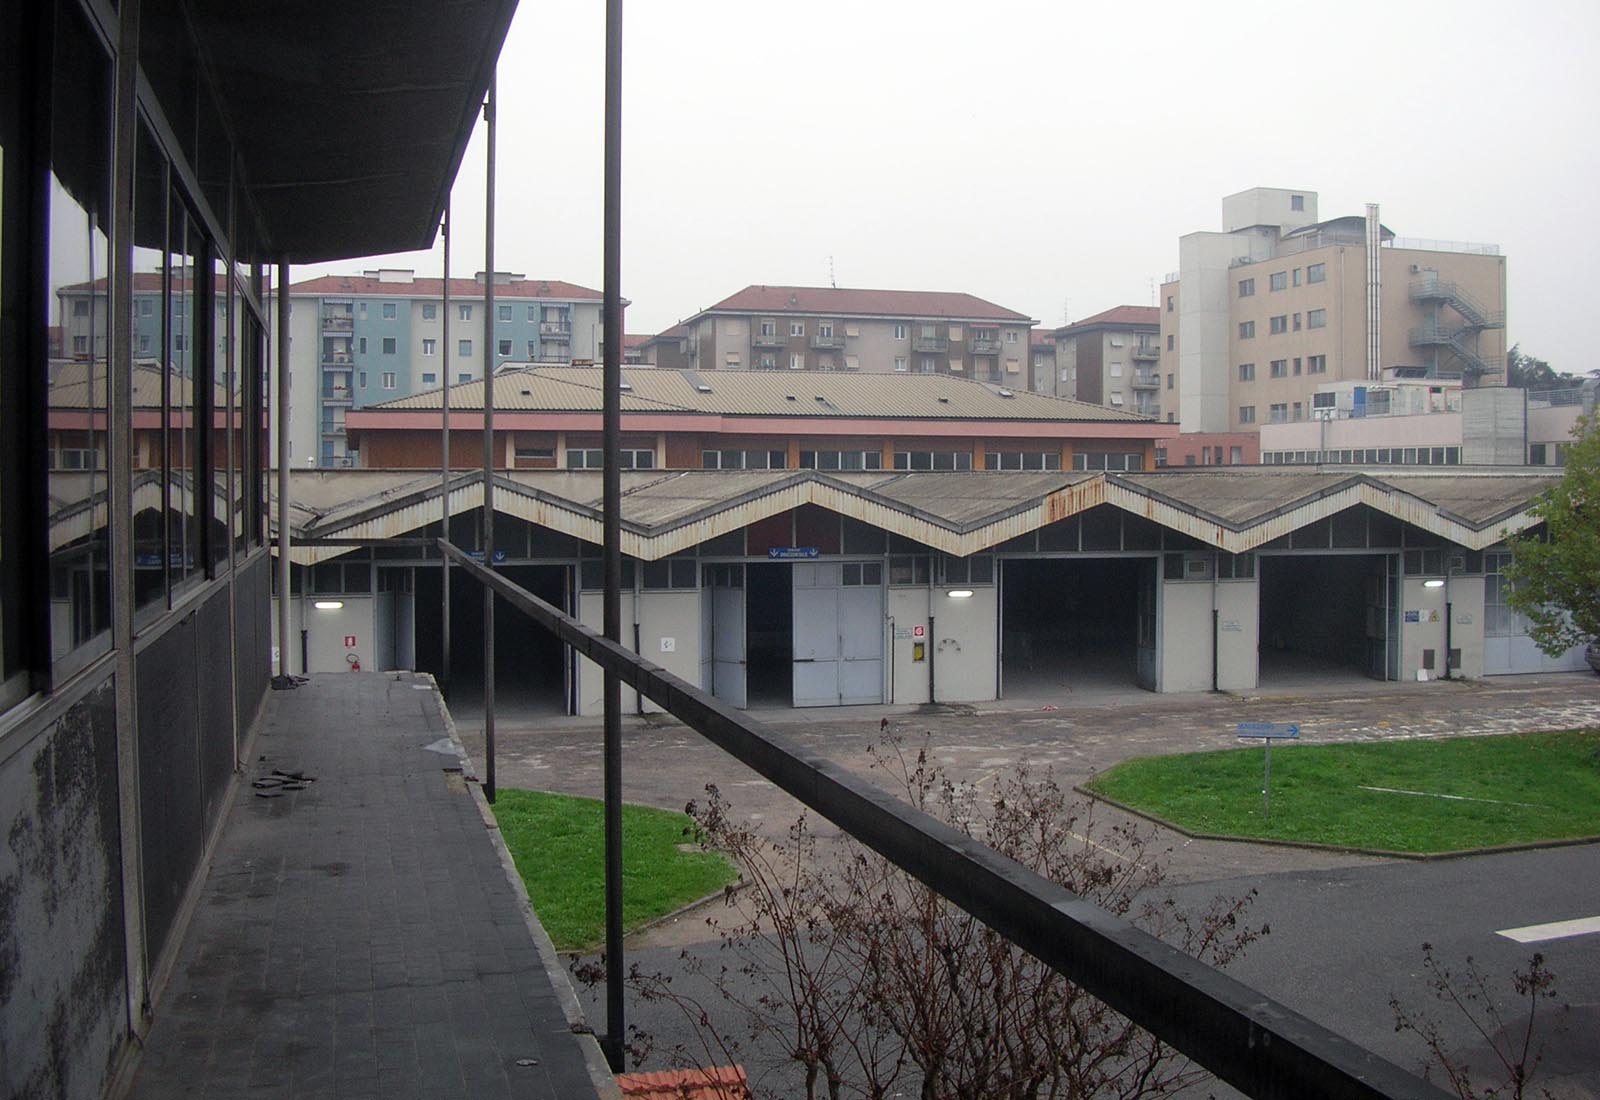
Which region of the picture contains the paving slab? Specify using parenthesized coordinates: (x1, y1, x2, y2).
(124, 673, 612, 1100)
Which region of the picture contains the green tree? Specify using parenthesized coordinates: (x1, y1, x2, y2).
(1505, 411, 1600, 655)
(1504, 344, 1592, 392)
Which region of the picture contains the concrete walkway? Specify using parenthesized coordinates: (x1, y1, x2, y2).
(123, 673, 611, 1100)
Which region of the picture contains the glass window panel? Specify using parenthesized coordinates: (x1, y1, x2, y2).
(0, 36, 18, 701)
(46, 9, 114, 664)
(861, 562, 882, 586)
(132, 120, 168, 610)
(210, 258, 230, 572)
(168, 202, 204, 594)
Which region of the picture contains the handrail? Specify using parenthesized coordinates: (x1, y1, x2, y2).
(437, 537, 1445, 1100)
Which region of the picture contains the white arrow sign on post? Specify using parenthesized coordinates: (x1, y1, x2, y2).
(1236, 722, 1300, 822)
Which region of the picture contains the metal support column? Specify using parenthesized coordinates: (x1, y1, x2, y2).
(480, 79, 498, 803)
(440, 205, 451, 698)
(274, 265, 293, 681)
(600, 0, 626, 1071)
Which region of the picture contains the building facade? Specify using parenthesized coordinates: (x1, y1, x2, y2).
(1161, 188, 1507, 434)
(1048, 306, 1162, 416)
(283, 270, 606, 468)
(676, 285, 1036, 382)
(344, 365, 1175, 474)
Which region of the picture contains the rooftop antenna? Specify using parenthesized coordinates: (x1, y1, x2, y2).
(828, 255, 836, 289)
(1150, 277, 1156, 306)
(1061, 297, 1071, 325)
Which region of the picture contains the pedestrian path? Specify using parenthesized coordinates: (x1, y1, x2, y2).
(124, 673, 608, 1100)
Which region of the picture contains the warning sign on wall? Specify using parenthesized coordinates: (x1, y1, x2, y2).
(912, 624, 926, 639)
(344, 635, 357, 647)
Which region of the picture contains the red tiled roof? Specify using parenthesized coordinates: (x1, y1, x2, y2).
(1030, 330, 1055, 348)
(1054, 304, 1159, 335)
(59, 273, 233, 294)
(698, 284, 1033, 323)
(289, 274, 603, 300)
(624, 333, 650, 349)
(616, 1065, 749, 1100)
(642, 323, 689, 345)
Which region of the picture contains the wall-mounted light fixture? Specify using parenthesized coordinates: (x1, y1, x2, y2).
(313, 600, 345, 610)
(946, 589, 974, 599)
(1422, 579, 1445, 589)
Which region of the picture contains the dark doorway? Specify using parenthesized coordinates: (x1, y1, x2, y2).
(1258, 554, 1394, 685)
(745, 563, 792, 707)
(415, 562, 571, 715)
(1000, 558, 1146, 696)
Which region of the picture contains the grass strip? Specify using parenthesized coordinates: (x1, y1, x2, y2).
(492, 788, 738, 950)
(1085, 729, 1600, 853)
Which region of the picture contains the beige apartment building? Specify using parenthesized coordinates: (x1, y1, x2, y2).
(1048, 305, 1163, 417)
(675, 285, 1036, 381)
(1160, 188, 1507, 434)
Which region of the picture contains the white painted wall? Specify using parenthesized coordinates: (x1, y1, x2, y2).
(931, 587, 997, 703)
(1216, 580, 1260, 691)
(1446, 575, 1485, 679)
(1398, 577, 1451, 680)
(636, 590, 702, 714)
(887, 587, 932, 705)
(271, 594, 375, 674)
(1177, 232, 1250, 432)
(577, 590, 638, 716)
(1159, 581, 1213, 693)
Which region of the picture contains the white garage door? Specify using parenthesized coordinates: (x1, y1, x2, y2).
(1483, 552, 1588, 674)
(792, 562, 884, 706)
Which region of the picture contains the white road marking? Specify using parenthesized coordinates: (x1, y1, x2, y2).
(1356, 785, 1543, 809)
(1496, 916, 1600, 944)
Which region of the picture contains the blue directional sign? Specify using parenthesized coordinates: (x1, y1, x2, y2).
(1237, 721, 1299, 739)
(768, 547, 820, 560)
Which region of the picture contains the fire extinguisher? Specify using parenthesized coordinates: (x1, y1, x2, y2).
(346, 652, 362, 672)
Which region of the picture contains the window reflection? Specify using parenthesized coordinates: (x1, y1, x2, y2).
(211, 257, 229, 572)
(132, 119, 168, 611)
(45, 7, 113, 667)
(168, 201, 203, 595)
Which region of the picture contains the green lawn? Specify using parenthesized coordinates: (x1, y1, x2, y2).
(1085, 730, 1600, 854)
(491, 789, 739, 950)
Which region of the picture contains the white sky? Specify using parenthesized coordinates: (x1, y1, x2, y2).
(295, 0, 1600, 372)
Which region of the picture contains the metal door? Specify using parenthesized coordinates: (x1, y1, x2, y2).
(791, 563, 839, 707)
(701, 564, 747, 707)
(838, 562, 885, 705)
(1135, 558, 1159, 690)
(1365, 555, 1398, 680)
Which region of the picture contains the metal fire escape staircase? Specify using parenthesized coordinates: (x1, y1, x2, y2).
(1408, 276, 1505, 381)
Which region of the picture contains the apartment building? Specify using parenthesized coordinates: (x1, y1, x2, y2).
(1049, 306, 1163, 417)
(284, 270, 606, 467)
(677, 285, 1035, 381)
(1160, 188, 1507, 434)
(1027, 331, 1057, 394)
(640, 323, 692, 369)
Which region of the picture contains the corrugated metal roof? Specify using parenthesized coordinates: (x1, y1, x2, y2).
(369, 365, 1148, 423)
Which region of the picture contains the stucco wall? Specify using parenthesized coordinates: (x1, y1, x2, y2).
(930, 587, 997, 703)
(1159, 580, 1213, 693)
(635, 590, 702, 714)
(1216, 580, 1260, 691)
(887, 587, 933, 705)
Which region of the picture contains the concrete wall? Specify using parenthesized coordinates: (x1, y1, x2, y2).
(271, 594, 375, 674)
(1398, 576, 1451, 680)
(1216, 579, 1260, 691)
(1178, 232, 1250, 432)
(1158, 580, 1213, 692)
(0, 677, 127, 1100)
(888, 587, 933, 705)
(930, 587, 997, 703)
(1461, 387, 1527, 464)
(634, 590, 702, 714)
(577, 590, 638, 716)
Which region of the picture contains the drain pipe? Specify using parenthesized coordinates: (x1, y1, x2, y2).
(1211, 562, 1220, 692)
(928, 612, 936, 704)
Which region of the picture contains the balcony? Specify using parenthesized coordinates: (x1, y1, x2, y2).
(1131, 343, 1160, 361)
(911, 335, 948, 353)
(321, 314, 354, 333)
(322, 354, 354, 368)
(810, 333, 846, 350)
(1131, 371, 1160, 390)
(970, 338, 1002, 356)
(752, 332, 787, 348)
(539, 321, 571, 339)
(321, 387, 353, 404)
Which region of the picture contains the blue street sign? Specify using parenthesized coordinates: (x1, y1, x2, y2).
(1237, 721, 1300, 739)
(768, 547, 820, 560)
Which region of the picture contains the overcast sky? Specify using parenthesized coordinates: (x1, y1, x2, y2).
(296, 0, 1600, 372)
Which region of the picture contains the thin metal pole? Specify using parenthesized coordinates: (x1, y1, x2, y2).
(440, 205, 451, 698)
(481, 77, 497, 803)
(601, 0, 626, 1072)
(276, 264, 292, 678)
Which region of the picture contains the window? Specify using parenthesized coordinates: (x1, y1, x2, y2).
(758, 354, 776, 369)
(458, 304, 472, 320)
(759, 319, 776, 336)
(985, 451, 1062, 471)
(382, 302, 397, 319)
(702, 449, 787, 470)
(1238, 278, 1255, 297)
(1269, 403, 1288, 423)
(1166, 334, 1174, 350)
(381, 372, 396, 390)
(1238, 363, 1256, 381)
(1307, 262, 1326, 284)
(1004, 330, 1018, 343)
(497, 339, 512, 356)
(459, 340, 472, 357)
(1307, 308, 1327, 329)
(1238, 321, 1254, 339)
(818, 322, 834, 338)
(1290, 194, 1305, 211)
(382, 337, 396, 354)
(1166, 295, 1174, 312)
(359, 301, 368, 315)
(1294, 357, 1303, 375)
(889, 556, 931, 586)
(1269, 359, 1286, 378)
(1269, 272, 1287, 292)
(893, 451, 973, 471)
(421, 372, 437, 385)
(790, 353, 804, 370)
(358, 370, 368, 387)
(497, 304, 512, 322)
(527, 341, 536, 358)
(1166, 373, 1173, 390)
(566, 448, 656, 470)
(1269, 315, 1288, 335)
(918, 357, 936, 373)
(1292, 401, 1303, 421)
(422, 338, 436, 356)
(1307, 354, 1327, 374)
(1293, 268, 1302, 288)
(1071, 452, 1144, 471)
(1229, 446, 1244, 464)
(893, 324, 907, 340)
(790, 321, 804, 337)
(798, 450, 882, 471)
(1239, 406, 1256, 424)
(940, 555, 994, 586)
(458, 372, 471, 384)
(358, 337, 367, 354)
(894, 356, 908, 372)
(1293, 312, 1301, 331)
(422, 303, 437, 320)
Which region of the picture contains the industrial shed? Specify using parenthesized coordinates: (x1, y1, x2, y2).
(268, 467, 1586, 714)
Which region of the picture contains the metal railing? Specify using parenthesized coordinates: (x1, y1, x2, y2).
(1131, 344, 1160, 361)
(1387, 236, 1500, 257)
(321, 315, 355, 332)
(969, 338, 1002, 355)
(752, 332, 786, 348)
(1528, 386, 1587, 407)
(1408, 278, 1504, 330)
(911, 335, 949, 353)
(1130, 371, 1160, 389)
(540, 321, 572, 337)
(810, 333, 846, 350)
(437, 539, 1445, 1100)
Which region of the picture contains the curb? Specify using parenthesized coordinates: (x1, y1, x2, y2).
(1074, 784, 1600, 862)
(422, 674, 624, 1100)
